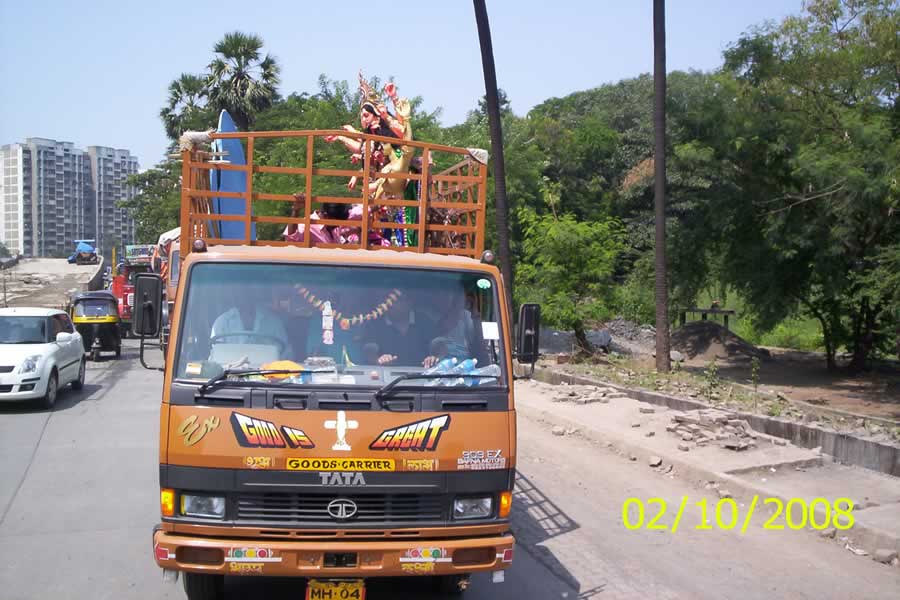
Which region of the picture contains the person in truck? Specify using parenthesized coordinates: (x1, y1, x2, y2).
(209, 286, 292, 365)
(422, 291, 488, 369)
(361, 289, 429, 365)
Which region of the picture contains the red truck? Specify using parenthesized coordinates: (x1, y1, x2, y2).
(110, 244, 155, 337)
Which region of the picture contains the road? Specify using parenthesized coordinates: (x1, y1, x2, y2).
(0, 341, 897, 600)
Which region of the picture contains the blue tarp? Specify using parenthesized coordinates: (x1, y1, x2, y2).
(67, 241, 96, 263)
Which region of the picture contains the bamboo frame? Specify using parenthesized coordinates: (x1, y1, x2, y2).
(180, 130, 488, 257)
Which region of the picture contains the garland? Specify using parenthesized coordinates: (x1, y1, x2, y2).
(298, 287, 402, 330)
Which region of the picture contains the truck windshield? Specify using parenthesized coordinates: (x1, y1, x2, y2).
(174, 263, 506, 388)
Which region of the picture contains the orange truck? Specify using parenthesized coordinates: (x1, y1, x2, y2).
(133, 129, 540, 600)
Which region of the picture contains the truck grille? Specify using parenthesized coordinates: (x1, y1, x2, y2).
(0, 366, 14, 374)
(235, 493, 445, 525)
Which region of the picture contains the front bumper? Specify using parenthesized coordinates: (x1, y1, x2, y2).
(153, 527, 514, 577)
(0, 372, 46, 401)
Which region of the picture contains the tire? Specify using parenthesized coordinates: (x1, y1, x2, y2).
(71, 359, 85, 390)
(182, 573, 224, 600)
(37, 371, 58, 411)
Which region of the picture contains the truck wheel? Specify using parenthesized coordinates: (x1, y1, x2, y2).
(434, 574, 470, 595)
(182, 573, 224, 600)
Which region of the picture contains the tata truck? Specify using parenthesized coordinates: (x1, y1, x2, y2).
(134, 128, 540, 600)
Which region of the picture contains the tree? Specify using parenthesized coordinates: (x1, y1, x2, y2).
(516, 209, 624, 353)
(206, 32, 281, 131)
(0, 242, 10, 258)
(119, 160, 182, 243)
(159, 73, 214, 142)
(716, 0, 899, 370)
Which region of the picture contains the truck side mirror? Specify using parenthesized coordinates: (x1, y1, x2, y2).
(133, 273, 163, 338)
(516, 303, 541, 369)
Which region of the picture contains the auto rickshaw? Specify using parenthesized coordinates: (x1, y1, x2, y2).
(70, 291, 122, 361)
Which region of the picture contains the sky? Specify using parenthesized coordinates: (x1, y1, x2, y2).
(0, 0, 801, 169)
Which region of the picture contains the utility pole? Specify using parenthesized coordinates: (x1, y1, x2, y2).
(653, 0, 671, 372)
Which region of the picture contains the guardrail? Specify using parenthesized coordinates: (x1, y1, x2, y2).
(83, 255, 106, 292)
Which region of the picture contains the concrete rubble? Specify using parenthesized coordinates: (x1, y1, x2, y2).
(552, 384, 625, 405)
(662, 408, 780, 452)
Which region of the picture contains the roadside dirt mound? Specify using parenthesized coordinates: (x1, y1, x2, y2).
(671, 321, 770, 362)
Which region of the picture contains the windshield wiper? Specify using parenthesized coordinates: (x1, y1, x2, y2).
(374, 373, 498, 402)
(197, 369, 306, 395)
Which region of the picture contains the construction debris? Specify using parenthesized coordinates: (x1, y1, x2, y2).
(663, 408, 778, 451)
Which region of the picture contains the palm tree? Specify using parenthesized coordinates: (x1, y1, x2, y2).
(159, 73, 209, 141)
(206, 32, 280, 131)
(653, 0, 671, 372)
(473, 0, 514, 320)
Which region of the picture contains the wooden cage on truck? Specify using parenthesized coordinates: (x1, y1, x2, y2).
(177, 129, 489, 259)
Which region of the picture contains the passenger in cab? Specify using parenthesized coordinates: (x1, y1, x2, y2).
(421, 292, 488, 368)
(361, 291, 428, 365)
(210, 287, 291, 358)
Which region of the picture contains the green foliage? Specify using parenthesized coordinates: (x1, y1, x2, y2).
(515, 209, 624, 351)
(159, 32, 280, 142)
(612, 252, 656, 325)
(0, 242, 10, 258)
(206, 32, 281, 131)
(119, 160, 182, 243)
(714, 0, 900, 369)
(160, 74, 215, 143)
(703, 358, 720, 401)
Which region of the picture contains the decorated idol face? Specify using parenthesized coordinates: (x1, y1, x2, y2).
(359, 107, 379, 131)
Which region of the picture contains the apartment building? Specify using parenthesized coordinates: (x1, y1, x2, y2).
(0, 138, 138, 257)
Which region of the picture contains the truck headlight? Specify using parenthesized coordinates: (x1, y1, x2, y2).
(19, 355, 41, 374)
(453, 496, 493, 520)
(180, 494, 225, 519)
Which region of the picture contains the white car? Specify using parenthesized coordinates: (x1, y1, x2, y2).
(0, 307, 86, 409)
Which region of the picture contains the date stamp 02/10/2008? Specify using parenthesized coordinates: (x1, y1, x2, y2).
(622, 496, 854, 534)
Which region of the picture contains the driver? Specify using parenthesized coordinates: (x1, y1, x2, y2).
(209, 287, 291, 356)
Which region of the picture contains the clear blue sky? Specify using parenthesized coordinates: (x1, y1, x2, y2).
(0, 0, 800, 169)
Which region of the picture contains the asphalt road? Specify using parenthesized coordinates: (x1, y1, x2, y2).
(1, 341, 897, 600)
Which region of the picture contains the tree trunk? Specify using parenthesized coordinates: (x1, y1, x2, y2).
(653, 0, 670, 373)
(573, 322, 594, 356)
(473, 0, 514, 325)
(848, 299, 876, 373)
(814, 314, 837, 372)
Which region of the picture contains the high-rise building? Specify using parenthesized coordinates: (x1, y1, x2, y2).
(0, 138, 138, 257)
(87, 146, 139, 255)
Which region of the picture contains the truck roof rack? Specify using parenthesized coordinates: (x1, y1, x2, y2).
(177, 130, 489, 260)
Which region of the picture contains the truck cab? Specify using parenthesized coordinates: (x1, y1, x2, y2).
(135, 128, 539, 600)
(110, 244, 154, 336)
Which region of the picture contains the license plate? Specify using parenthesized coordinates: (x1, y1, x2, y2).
(305, 579, 365, 600)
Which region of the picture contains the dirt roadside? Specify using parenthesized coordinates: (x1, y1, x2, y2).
(544, 320, 900, 422)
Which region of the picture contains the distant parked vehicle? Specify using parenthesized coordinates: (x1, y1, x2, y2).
(0, 307, 86, 410)
(67, 240, 99, 265)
